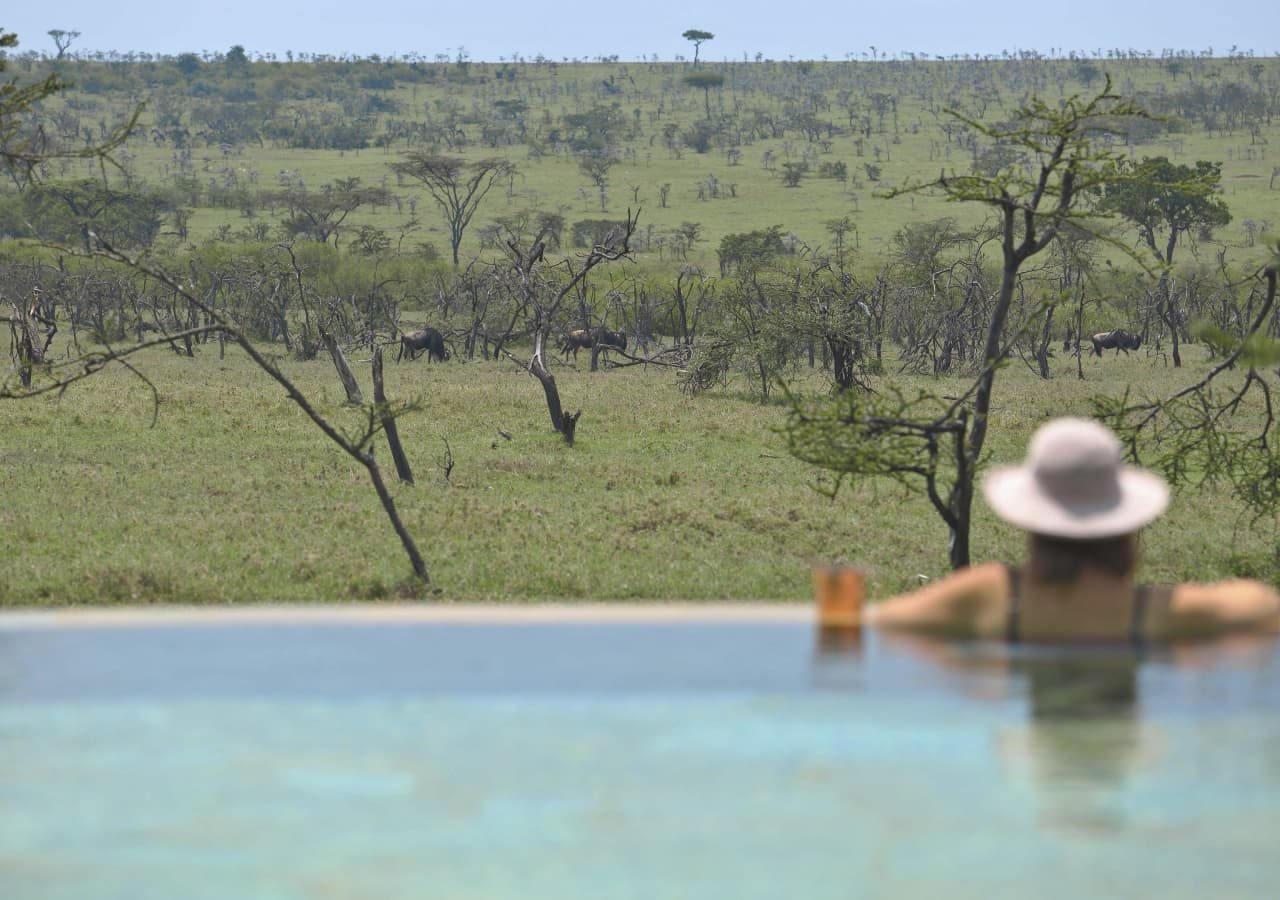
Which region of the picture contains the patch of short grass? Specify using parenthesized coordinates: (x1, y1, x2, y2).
(1, 341, 1275, 606)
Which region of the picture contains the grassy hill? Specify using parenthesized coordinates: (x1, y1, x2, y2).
(5, 51, 1277, 270)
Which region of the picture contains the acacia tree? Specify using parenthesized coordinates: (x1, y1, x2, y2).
(783, 80, 1150, 570)
(683, 71, 724, 120)
(7, 178, 170, 250)
(1097, 156, 1232, 367)
(389, 153, 514, 266)
(47, 29, 79, 58)
(682, 29, 714, 66)
(277, 177, 389, 247)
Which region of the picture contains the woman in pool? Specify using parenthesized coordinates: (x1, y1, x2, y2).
(870, 417, 1280, 642)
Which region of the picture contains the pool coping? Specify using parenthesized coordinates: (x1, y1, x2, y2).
(0, 603, 817, 630)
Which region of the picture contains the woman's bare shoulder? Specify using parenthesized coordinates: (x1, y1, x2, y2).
(1163, 578, 1280, 637)
(869, 562, 1010, 638)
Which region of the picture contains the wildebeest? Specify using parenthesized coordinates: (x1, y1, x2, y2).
(1091, 329, 1142, 357)
(397, 327, 450, 363)
(560, 329, 593, 359)
(560, 327, 627, 360)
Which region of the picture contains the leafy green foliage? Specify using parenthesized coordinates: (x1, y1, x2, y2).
(570, 218, 631, 248)
(1192, 322, 1280, 368)
(717, 225, 787, 275)
(559, 104, 630, 154)
(681, 29, 715, 66)
(780, 161, 808, 187)
(276, 177, 389, 245)
(389, 153, 514, 265)
(1095, 257, 1280, 522)
(782, 383, 962, 500)
(1094, 380, 1280, 519)
(1097, 156, 1232, 263)
(683, 71, 725, 118)
(791, 79, 1156, 567)
(0, 178, 170, 248)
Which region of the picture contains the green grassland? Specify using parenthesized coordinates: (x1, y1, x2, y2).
(2, 51, 1278, 606)
(11, 52, 1280, 270)
(1, 338, 1274, 606)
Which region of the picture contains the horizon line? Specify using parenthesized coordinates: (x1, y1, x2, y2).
(4, 45, 1278, 64)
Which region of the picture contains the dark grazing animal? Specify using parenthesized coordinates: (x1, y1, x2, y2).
(1091, 329, 1142, 357)
(560, 327, 627, 360)
(398, 327, 450, 363)
(560, 329, 593, 359)
(597, 328, 627, 353)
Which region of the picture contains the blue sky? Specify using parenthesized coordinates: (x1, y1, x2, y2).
(4, 1, 1275, 61)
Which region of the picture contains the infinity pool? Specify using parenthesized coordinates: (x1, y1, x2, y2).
(1, 606, 1277, 899)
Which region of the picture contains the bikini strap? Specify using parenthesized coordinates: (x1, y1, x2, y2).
(1009, 569, 1151, 645)
(1006, 565, 1022, 643)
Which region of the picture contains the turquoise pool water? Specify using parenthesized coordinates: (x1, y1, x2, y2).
(1, 611, 1277, 899)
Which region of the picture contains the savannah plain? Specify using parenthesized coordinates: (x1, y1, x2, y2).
(2, 45, 1278, 604)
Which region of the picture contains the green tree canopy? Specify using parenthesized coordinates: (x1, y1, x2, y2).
(1097, 156, 1232, 264)
(560, 104, 629, 153)
(0, 179, 169, 250)
(175, 53, 202, 79)
(390, 153, 514, 266)
(681, 29, 714, 66)
(682, 71, 725, 119)
(225, 44, 250, 73)
(277, 177, 389, 246)
(718, 226, 787, 275)
(784, 80, 1153, 569)
(1096, 155, 1232, 367)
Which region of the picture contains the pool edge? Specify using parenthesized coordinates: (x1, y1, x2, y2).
(0, 602, 816, 630)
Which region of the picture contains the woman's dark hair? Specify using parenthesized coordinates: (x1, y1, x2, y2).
(1027, 533, 1137, 584)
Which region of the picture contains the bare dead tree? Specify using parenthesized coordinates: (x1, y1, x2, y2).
(435, 436, 454, 483)
(322, 329, 365, 404)
(4, 291, 56, 388)
(497, 209, 640, 446)
(372, 346, 414, 485)
(669, 265, 714, 347)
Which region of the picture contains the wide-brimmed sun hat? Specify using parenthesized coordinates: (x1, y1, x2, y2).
(982, 418, 1169, 539)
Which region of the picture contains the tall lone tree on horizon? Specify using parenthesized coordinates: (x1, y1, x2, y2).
(47, 29, 80, 59)
(682, 29, 714, 66)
